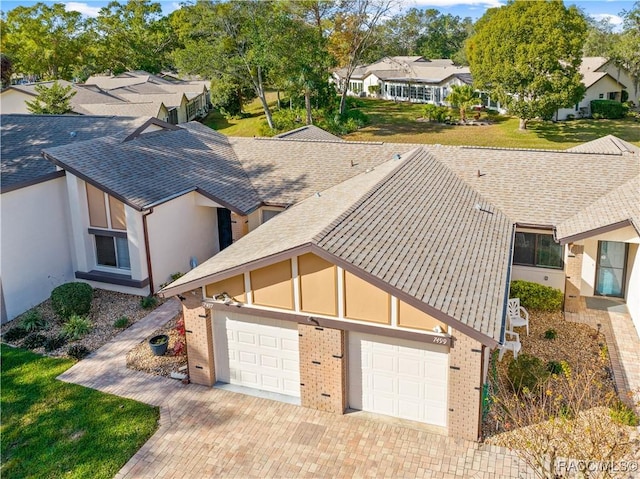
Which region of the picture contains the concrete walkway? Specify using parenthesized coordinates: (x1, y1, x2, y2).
(58, 299, 535, 478)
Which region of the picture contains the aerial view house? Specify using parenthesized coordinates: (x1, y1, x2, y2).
(555, 57, 636, 120)
(0, 71, 211, 124)
(2, 114, 637, 441)
(159, 132, 639, 442)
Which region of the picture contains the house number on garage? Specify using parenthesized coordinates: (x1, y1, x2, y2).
(430, 336, 450, 346)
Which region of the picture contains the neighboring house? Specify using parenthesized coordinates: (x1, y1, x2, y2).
(556, 57, 636, 120)
(332, 56, 501, 108)
(0, 114, 145, 323)
(0, 80, 127, 115)
(1, 71, 211, 124)
(159, 132, 639, 442)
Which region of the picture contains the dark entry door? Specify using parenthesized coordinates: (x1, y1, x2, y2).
(217, 208, 233, 251)
(595, 241, 628, 298)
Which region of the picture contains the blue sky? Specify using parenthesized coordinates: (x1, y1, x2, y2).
(0, 0, 634, 29)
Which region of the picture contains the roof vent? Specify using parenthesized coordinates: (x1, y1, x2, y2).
(315, 192, 321, 198)
(393, 153, 401, 160)
(69, 131, 77, 137)
(475, 203, 494, 214)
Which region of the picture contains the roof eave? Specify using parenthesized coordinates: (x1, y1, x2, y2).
(557, 219, 636, 245)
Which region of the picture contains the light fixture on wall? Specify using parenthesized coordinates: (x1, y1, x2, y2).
(432, 325, 442, 334)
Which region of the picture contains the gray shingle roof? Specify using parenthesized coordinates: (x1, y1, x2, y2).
(162, 148, 512, 345)
(566, 135, 640, 155)
(230, 137, 410, 206)
(42, 122, 262, 213)
(274, 125, 343, 142)
(556, 175, 640, 242)
(1, 114, 144, 192)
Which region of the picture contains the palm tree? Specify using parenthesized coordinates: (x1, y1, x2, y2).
(446, 84, 479, 122)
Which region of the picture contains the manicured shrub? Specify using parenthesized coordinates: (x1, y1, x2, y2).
(507, 354, 549, 393)
(67, 344, 90, 360)
(3, 325, 29, 342)
(610, 400, 639, 426)
(62, 315, 92, 340)
(544, 328, 557, 340)
(509, 280, 563, 311)
(51, 282, 93, 319)
(590, 99, 627, 119)
(140, 296, 158, 310)
(21, 310, 47, 332)
(22, 333, 47, 349)
(546, 360, 563, 375)
(44, 334, 67, 352)
(113, 316, 130, 329)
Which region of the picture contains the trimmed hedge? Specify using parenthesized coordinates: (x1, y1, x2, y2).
(51, 282, 93, 320)
(510, 280, 563, 311)
(590, 100, 627, 119)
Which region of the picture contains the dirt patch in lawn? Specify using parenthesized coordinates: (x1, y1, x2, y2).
(1, 289, 163, 357)
(126, 316, 187, 378)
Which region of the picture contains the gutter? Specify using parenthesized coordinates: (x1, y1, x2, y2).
(142, 208, 155, 295)
(500, 224, 517, 345)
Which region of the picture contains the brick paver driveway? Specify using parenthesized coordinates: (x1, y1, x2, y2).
(59, 299, 533, 478)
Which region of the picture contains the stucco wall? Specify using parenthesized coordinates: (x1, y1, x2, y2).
(557, 75, 625, 120)
(147, 191, 219, 290)
(626, 244, 640, 334)
(1, 178, 74, 322)
(511, 265, 566, 292)
(602, 62, 640, 104)
(0, 89, 32, 114)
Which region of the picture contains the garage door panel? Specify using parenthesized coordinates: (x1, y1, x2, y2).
(349, 332, 448, 427)
(213, 312, 300, 398)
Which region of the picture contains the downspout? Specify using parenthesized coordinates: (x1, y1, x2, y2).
(142, 208, 155, 295)
(500, 224, 517, 345)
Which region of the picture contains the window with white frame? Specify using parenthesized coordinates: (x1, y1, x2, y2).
(86, 183, 131, 271)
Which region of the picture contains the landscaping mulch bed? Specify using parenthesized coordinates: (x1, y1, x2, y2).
(125, 316, 187, 377)
(1, 289, 163, 357)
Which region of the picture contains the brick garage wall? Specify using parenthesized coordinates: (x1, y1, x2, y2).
(564, 244, 584, 313)
(298, 324, 346, 414)
(182, 292, 215, 386)
(447, 330, 483, 441)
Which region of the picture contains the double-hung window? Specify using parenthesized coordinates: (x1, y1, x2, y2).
(86, 183, 130, 271)
(513, 232, 564, 269)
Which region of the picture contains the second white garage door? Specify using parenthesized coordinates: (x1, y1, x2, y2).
(348, 332, 448, 427)
(213, 311, 300, 397)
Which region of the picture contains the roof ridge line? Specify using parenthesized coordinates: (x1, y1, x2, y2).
(253, 136, 384, 145)
(311, 147, 426, 244)
(459, 145, 624, 156)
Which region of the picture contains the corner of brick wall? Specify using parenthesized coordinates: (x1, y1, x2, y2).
(298, 324, 346, 414)
(182, 291, 215, 386)
(564, 244, 584, 313)
(447, 331, 483, 441)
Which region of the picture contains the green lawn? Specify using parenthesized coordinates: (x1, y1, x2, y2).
(205, 95, 640, 148)
(1, 344, 159, 479)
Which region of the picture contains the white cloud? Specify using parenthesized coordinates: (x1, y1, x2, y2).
(65, 2, 101, 17)
(590, 13, 623, 26)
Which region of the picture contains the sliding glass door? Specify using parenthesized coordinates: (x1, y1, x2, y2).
(595, 241, 628, 298)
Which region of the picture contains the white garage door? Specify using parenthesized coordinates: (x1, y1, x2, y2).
(213, 311, 300, 397)
(348, 332, 448, 427)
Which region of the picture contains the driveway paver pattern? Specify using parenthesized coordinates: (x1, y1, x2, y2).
(57, 297, 639, 478)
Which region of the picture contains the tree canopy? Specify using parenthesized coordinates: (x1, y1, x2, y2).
(25, 81, 76, 114)
(467, 0, 587, 129)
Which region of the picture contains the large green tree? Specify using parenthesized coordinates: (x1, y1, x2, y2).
(615, 2, 640, 101)
(467, 0, 587, 129)
(93, 0, 175, 74)
(1, 3, 90, 80)
(25, 81, 76, 114)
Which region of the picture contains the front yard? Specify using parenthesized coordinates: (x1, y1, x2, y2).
(0, 344, 159, 479)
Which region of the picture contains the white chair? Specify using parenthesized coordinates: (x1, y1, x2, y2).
(498, 330, 521, 361)
(507, 298, 529, 335)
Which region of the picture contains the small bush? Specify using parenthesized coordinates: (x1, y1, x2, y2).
(546, 360, 563, 375)
(544, 328, 557, 340)
(565, 114, 575, 121)
(3, 325, 29, 342)
(51, 282, 93, 319)
(67, 344, 90, 360)
(63, 315, 92, 340)
(113, 316, 130, 329)
(610, 400, 639, 426)
(21, 310, 47, 332)
(509, 280, 563, 311)
(590, 100, 627, 119)
(44, 334, 67, 352)
(140, 296, 158, 309)
(507, 354, 549, 393)
(22, 333, 47, 349)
